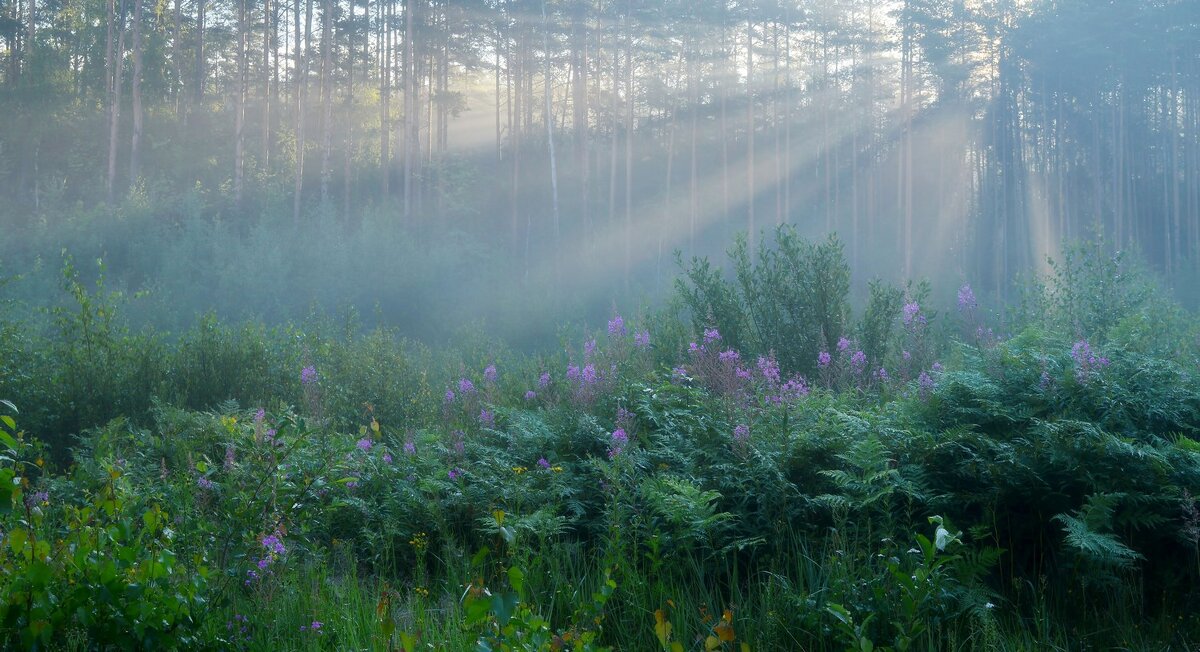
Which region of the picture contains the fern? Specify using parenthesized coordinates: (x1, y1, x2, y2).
(1053, 512, 1142, 567)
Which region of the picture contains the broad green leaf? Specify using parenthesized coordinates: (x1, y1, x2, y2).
(8, 527, 27, 556)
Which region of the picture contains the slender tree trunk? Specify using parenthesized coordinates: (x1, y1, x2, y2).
(172, 0, 183, 119)
(293, 0, 310, 223)
(746, 19, 754, 248)
(608, 13, 618, 231)
(104, 0, 116, 197)
(688, 33, 697, 253)
(195, 0, 205, 105)
(623, 6, 633, 289)
(720, 16, 728, 222)
(344, 0, 354, 220)
(543, 0, 560, 257)
(403, 0, 414, 218)
(262, 0, 272, 169)
(234, 0, 247, 205)
(381, 0, 390, 199)
(319, 0, 332, 205)
(571, 0, 589, 242)
(106, 0, 126, 205)
(494, 27, 502, 165)
(129, 0, 142, 185)
(25, 0, 33, 80)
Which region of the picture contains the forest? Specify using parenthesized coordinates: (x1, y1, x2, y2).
(2, 0, 1200, 650)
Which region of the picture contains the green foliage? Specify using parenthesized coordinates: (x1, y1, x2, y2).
(0, 407, 209, 649)
(1, 242, 1200, 648)
(676, 228, 851, 375)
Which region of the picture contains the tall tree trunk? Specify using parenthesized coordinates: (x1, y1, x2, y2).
(543, 0, 560, 257)
(688, 32, 697, 253)
(403, 0, 414, 218)
(343, 0, 354, 220)
(106, 0, 126, 205)
(746, 19, 754, 248)
(571, 0, 589, 242)
(104, 0, 116, 186)
(623, 6, 633, 289)
(25, 0, 34, 80)
(494, 27, 502, 165)
(262, 0, 272, 169)
(172, 0, 183, 119)
(234, 0, 247, 205)
(195, 0, 205, 105)
(380, 0, 390, 198)
(608, 13, 618, 234)
(129, 0, 142, 184)
(293, 0, 311, 223)
(319, 0, 332, 205)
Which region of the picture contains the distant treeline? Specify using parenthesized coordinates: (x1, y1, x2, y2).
(1, 0, 1199, 301)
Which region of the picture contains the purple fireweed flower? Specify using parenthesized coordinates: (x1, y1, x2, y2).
(538, 457, 551, 470)
(918, 371, 935, 398)
(479, 409, 495, 428)
(689, 342, 701, 353)
(265, 428, 277, 442)
(453, 435, 466, 456)
(383, 453, 394, 464)
(566, 365, 581, 382)
(719, 349, 740, 364)
(310, 621, 323, 631)
(703, 328, 721, 344)
(257, 557, 271, 570)
(757, 356, 781, 383)
(616, 406, 634, 425)
(902, 350, 912, 362)
(301, 366, 318, 385)
(818, 351, 832, 368)
(958, 284, 977, 312)
(609, 427, 628, 458)
(608, 315, 626, 337)
(584, 339, 597, 358)
(1039, 371, 1052, 391)
(735, 366, 752, 380)
(931, 362, 944, 373)
(197, 477, 214, 490)
(224, 445, 236, 470)
(445, 389, 456, 403)
(458, 378, 476, 395)
(356, 438, 373, 452)
(539, 372, 551, 388)
(581, 364, 598, 385)
(608, 428, 629, 459)
(634, 330, 650, 348)
(484, 365, 498, 384)
(850, 351, 867, 374)
(779, 376, 809, 401)
(263, 534, 286, 556)
(254, 408, 265, 424)
(837, 337, 851, 352)
(876, 367, 890, 383)
(733, 424, 750, 443)
(672, 366, 688, 380)
(403, 439, 416, 455)
(525, 390, 537, 401)
(902, 302, 921, 326)
(1071, 340, 1109, 382)
(1071, 340, 1092, 365)
(26, 490, 49, 508)
(448, 468, 463, 481)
